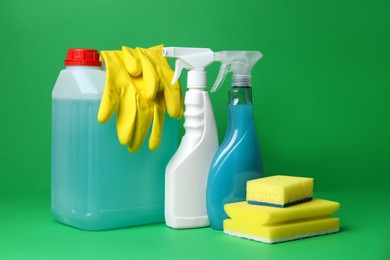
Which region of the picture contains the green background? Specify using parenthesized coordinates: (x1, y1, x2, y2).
(1, 0, 389, 259)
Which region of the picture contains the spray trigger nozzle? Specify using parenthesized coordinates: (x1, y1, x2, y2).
(171, 59, 192, 84)
(211, 51, 263, 92)
(162, 47, 215, 88)
(211, 63, 230, 92)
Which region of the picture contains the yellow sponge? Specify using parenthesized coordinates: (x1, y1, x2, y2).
(247, 175, 313, 207)
(224, 199, 340, 225)
(224, 216, 339, 244)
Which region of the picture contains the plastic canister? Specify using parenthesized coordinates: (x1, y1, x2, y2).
(51, 48, 179, 230)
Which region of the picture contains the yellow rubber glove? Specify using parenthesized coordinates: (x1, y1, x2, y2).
(122, 45, 183, 152)
(98, 45, 183, 153)
(138, 45, 184, 119)
(148, 91, 166, 151)
(98, 50, 137, 145)
(122, 46, 159, 100)
(125, 76, 154, 152)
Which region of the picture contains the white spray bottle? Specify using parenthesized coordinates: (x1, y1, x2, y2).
(163, 47, 219, 229)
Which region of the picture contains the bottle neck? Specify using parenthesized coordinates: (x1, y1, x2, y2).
(226, 86, 254, 131)
(228, 86, 252, 105)
(187, 70, 206, 89)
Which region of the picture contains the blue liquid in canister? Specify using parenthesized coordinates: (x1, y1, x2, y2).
(51, 99, 178, 230)
(206, 104, 263, 230)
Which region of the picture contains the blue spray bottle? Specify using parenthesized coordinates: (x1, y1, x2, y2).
(206, 51, 264, 230)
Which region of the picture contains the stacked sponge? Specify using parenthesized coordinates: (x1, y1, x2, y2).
(223, 175, 340, 244)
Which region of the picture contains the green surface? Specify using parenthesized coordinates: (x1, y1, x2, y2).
(1, 0, 390, 259)
(1, 189, 389, 259)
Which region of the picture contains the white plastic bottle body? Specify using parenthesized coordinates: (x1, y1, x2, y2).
(51, 66, 179, 230)
(165, 88, 219, 229)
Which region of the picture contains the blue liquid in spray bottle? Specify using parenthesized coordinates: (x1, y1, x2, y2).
(206, 51, 264, 230)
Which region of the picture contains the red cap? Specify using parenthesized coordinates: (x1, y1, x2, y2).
(64, 48, 101, 66)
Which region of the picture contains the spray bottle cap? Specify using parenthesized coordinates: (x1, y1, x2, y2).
(211, 51, 263, 92)
(162, 47, 214, 88)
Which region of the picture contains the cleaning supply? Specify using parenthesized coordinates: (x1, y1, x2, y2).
(98, 45, 183, 152)
(163, 47, 219, 229)
(224, 199, 339, 225)
(206, 51, 264, 230)
(51, 48, 179, 230)
(223, 176, 341, 244)
(247, 175, 313, 207)
(224, 216, 339, 244)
